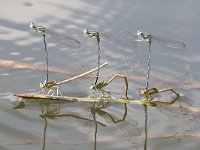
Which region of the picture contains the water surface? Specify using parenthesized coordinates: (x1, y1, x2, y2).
(0, 0, 200, 150)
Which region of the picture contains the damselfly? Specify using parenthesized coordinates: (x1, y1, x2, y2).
(83, 29, 186, 100)
(38, 62, 108, 96)
(140, 64, 193, 103)
(89, 73, 129, 99)
(135, 30, 187, 99)
(83, 28, 136, 98)
(39, 60, 129, 99)
(84, 28, 101, 88)
(30, 22, 80, 84)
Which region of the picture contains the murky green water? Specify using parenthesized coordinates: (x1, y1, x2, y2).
(0, 0, 200, 150)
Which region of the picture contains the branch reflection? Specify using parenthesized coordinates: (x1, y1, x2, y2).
(22, 99, 131, 150)
(12, 95, 200, 150)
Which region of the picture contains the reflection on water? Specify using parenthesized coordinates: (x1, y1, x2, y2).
(6, 96, 199, 150)
(13, 99, 137, 150)
(157, 101, 200, 131)
(144, 104, 183, 150)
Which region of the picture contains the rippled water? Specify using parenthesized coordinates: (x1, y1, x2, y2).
(0, 0, 200, 150)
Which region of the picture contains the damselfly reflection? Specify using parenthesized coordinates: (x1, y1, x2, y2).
(99, 103, 141, 145)
(156, 101, 200, 131)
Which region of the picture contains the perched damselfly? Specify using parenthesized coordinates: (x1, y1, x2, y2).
(140, 64, 193, 102)
(83, 28, 137, 98)
(38, 59, 130, 99)
(30, 22, 80, 84)
(89, 73, 129, 99)
(38, 62, 108, 96)
(83, 29, 187, 99)
(136, 30, 187, 98)
(84, 28, 101, 88)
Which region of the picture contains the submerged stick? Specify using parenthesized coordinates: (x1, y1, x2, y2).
(1, 59, 200, 90)
(1, 131, 200, 146)
(0, 59, 72, 75)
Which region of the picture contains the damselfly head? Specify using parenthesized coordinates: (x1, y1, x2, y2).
(136, 30, 150, 41)
(90, 84, 96, 90)
(137, 30, 143, 36)
(83, 28, 89, 35)
(39, 82, 45, 88)
(29, 22, 35, 29)
(140, 88, 145, 96)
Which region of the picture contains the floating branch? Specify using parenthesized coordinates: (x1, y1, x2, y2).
(13, 93, 200, 113)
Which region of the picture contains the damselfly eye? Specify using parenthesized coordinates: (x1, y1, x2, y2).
(29, 22, 34, 29)
(39, 82, 45, 88)
(90, 84, 95, 90)
(83, 28, 89, 35)
(137, 30, 142, 36)
(140, 89, 145, 95)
